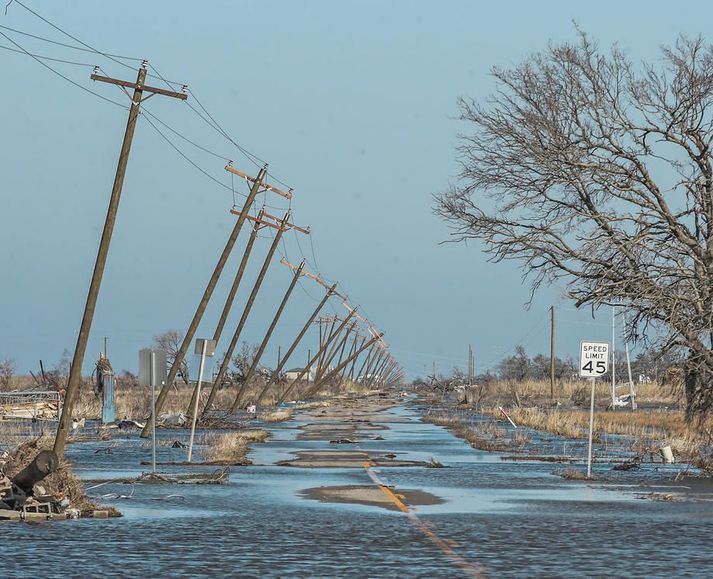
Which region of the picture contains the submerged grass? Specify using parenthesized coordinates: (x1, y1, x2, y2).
(486, 405, 713, 470)
(422, 412, 522, 452)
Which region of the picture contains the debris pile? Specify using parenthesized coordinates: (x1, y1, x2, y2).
(0, 438, 120, 522)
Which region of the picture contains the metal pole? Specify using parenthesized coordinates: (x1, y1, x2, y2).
(187, 340, 209, 463)
(207, 217, 288, 413)
(587, 376, 595, 479)
(141, 166, 267, 438)
(254, 284, 336, 406)
(611, 306, 616, 410)
(151, 351, 156, 474)
(54, 67, 147, 457)
(550, 305, 556, 400)
(230, 261, 304, 411)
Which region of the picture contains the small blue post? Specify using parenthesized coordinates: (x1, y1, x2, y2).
(102, 371, 116, 423)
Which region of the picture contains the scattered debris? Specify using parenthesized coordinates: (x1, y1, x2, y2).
(329, 438, 357, 444)
(157, 413, 187, 428)
(612, 460, 640, 471)
(637, 492, 678, 502)
(554, 468, 591, 481)
(117, 419, 146, 430)
(499, 406, 518, 428)
(661, 445, 675, 464)
(171, 440, 187, 449)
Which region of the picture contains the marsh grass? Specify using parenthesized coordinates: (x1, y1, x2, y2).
(200, 429, 269, 464)
(422, 412, 523, 452)
(258, 409, 293, 423)
(488, 406, 713, 469)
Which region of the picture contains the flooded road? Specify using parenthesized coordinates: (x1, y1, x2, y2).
(3, 397, 713, 577)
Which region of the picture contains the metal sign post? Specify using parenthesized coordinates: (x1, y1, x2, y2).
(580, 341, 609, 478)
(187, 339, 216, 463)
(139, 349, 167, 474)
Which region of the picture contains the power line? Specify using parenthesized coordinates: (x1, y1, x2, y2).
(0, 41, 96, 66)
(0, 28, 127, 108)
(141, 108, 231, 162)
(141, 111, 243, 197)
(13, 0, 141, 73)
(0, 23, 140, 62)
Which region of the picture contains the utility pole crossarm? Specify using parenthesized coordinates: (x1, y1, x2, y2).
(225, 164, 292, 200)
(229, 208, 308, 234)
(90, 73, 188, 100)
(280, 258, 346, 300)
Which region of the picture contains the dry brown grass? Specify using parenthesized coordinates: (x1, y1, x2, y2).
(464, 379, 681, 408)
(200, 429, 269, 464)
(489, 405, 713, 467)
(422, 412, 522, 452)
(258, 409, 293, 423)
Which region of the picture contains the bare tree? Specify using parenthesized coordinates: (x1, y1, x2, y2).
(153, 330, 190, 385)
(227, 341, 259, 385)
(0, 358, 16, 390)
(436, 32, 713, 418)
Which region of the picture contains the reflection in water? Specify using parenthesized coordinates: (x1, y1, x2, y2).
(2, 405, 712, 578)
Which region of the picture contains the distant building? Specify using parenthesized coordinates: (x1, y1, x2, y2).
(285, 367, 315, 382)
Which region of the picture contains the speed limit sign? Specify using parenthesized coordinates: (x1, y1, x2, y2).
(579, 341, 609, 377)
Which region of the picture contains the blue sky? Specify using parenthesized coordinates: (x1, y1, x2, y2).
(1, 1, 709, 379)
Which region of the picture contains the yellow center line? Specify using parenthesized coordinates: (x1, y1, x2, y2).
(362, 461, 487, 578)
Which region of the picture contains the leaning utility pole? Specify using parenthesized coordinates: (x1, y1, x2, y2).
(254, 283, 337, 406)
(304, 333, 384, 399)
(140, 165, 267, 439)
(348, 336, 368, 381)
(230, 261, 305, 411)
(550, 305, 555, 400)
(205, 214, 290, 413)
(185, 211, 264, 417)
(277, 309, 358, 404)
(55, 64, 187, 456)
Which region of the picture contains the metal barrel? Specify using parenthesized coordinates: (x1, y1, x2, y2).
(12, 450, 58, 494)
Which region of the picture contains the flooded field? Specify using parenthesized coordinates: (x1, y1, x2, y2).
(2, 397, 713, 577)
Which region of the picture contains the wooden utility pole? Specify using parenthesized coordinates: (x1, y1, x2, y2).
(254, 284, 336, 406)
(277, 309, 358, 404)
(185, 211, 263, 417)
(348, 337, 367, 381)
(315, 317, 337, 380)
(304, 333, 384, 399)
(550, 305, 556, 400)
(55, 65, 187, 456)
(230, 261, 305, 411)
(205, 215, 289, 413)
(354, 344, 376, 383)
(140, 165, 266, 439)
(317, 320, 356, 381)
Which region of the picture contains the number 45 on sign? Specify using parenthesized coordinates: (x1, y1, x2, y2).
(579, 341, 609, 377)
